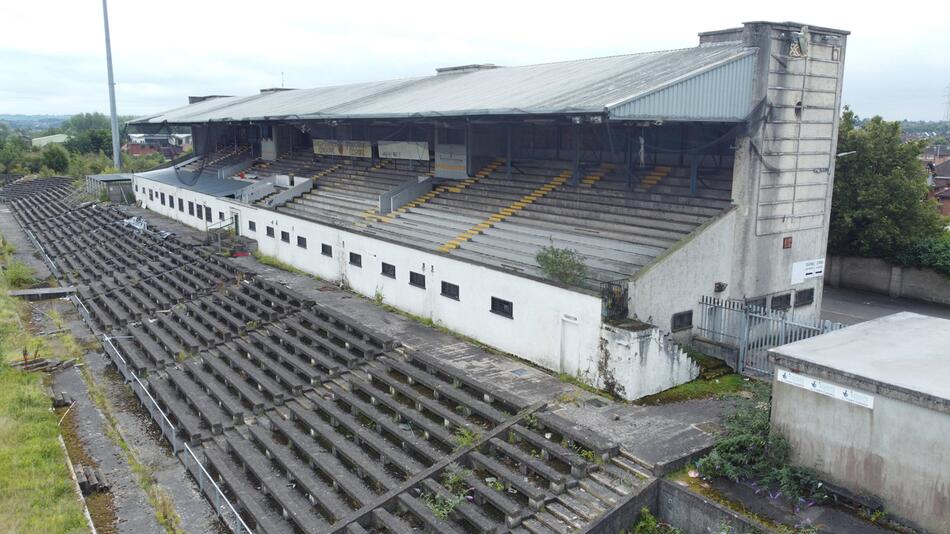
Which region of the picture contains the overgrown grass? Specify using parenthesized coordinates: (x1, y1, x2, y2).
(0, 366, 87, 532)
(4, 259, 36, 288)
(636, 374, 747, 405)
(252, 251, 308, 275)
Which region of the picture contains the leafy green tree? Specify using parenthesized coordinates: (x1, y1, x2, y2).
(121, 151, 165, 173)
(0, 136, 28, 173)
(829, 108, 945, 260)
(64, 129, 112, 154)
(63, 112, 111, 134)
(40, 145, 69, 174)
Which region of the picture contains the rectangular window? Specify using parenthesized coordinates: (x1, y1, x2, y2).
(490, 297, 513, 319)
(196, 204, 203, 219)
(266, 226, 275, 238)
(349, 252, 362, 267)
(280, 231, 290, 243)
(178, 198, 184, 212)
(149, 190, 154, 201)
(160, 192, 166, 205)
(794, 288, 814, 307)
(321, 243, 332, 257)
(381, 262, 396, 278)
(248, 220, 256, 232)
(770, 293, 791, 311)
(205, 208, 212, 222)
(135, 184, 138, 192)
(409, 271, 426, 289)
(169, 195, 174, 208)
(188, 201, 194, 216)
(297, 236, 307, 249)
(671, 310, 693, 331)
(441, 281, 460, 300)
(218, 211, 224, 221)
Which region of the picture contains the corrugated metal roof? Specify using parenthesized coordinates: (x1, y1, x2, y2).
(130, 42, 755, 125)
(135, 167, 251, 197)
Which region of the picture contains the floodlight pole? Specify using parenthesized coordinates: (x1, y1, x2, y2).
(102, 0, 121, 170)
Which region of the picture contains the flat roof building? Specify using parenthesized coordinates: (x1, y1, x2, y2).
(769, 312, 950, 533)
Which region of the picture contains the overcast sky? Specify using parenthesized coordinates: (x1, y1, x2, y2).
(1, 0, 948, 121)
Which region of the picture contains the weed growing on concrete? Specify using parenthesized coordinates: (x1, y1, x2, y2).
(441, 463, 471, 495)
(487, 478, 505, 492)
(536, 244, 588, 285)
(422, 491, 465, 520)
(252, 251, 307, 275)
(630, 507, 683, 533)
(696, 382, 826, 502)
(453, 427, 481, 450)
(78, 365, 186, 532)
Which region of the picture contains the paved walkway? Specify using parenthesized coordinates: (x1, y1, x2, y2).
(822, 286, 950, 325)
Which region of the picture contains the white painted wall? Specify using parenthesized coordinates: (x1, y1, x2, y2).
(629, 208, 737, 334)
(132, 175, 704, 400)
(592, 325, 700, 400)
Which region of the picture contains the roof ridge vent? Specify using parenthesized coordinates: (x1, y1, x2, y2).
(435, 64, 498, 75)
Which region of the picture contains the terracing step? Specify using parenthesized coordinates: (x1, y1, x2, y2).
(437, 168, 572, 252)
(363, 158, 504, 224)
(579, 163, 615, 187)
(635, 165, 672, 192)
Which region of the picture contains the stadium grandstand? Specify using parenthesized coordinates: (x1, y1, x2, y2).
(126, 21, 848, 401)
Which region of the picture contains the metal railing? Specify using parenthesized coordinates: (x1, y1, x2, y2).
(698, 295, 845, 376)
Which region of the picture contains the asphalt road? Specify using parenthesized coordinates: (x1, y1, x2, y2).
(821, 286, 950, 325)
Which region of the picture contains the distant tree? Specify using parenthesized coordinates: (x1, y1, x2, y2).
(0, 136, 31, 173)
(40, 145, 70, 174)
(829, 108, 945, 260)
(65, 129, 112, 154)
(121, 151, 165, 173)
(64, 112, 112, 134)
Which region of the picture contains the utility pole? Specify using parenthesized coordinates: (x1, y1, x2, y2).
(101, 0, 121, 170)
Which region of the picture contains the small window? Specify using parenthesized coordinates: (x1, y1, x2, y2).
(409, 271, 426, 289)
(218, 211, 224, 221)
(490, 297, 513, 318)
(135, 184, 139, 192)
(745, 297, 766, 310)
(381, 262, 395, 278)
(169, 195, 174, 208)
(280, 231, 290, 243)
(159, 192, 165, 205)
(441, 281, 460, 300)
(794, 288, 814, 307)
(178, 198, 184, 212)
(149, 190, 154, 201)
(205, 208, 212, 222)
(188, 201, 194, 216)
(266, 226, 275, 238)
(248, 220, 256, 232)
(671, 310, 693, 331)
(297, 236, 307, 249)
(770, 293, 791, 311)
(349, 252, 362, 267)
(196, 204, 204, 219)
(321, 243, 332, 257)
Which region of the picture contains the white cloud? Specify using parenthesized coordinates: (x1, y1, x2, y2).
(0, 0, 947, 120)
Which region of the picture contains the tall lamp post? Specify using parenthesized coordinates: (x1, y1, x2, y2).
(102, 0, 121, 170)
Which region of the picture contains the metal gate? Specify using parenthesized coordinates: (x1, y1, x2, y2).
(697, 296, 845, 376)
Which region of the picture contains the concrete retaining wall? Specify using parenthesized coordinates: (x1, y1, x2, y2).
(656, 480, 776, 534)
(826, 255, 950, 305)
